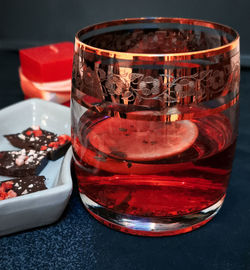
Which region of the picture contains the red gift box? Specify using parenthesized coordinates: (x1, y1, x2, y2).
(19, 42, 74, 106)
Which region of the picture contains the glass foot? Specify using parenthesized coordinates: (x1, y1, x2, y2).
(80, 193, 225, 236)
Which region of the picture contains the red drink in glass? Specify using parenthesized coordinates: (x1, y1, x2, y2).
(71, 18, 240, 236)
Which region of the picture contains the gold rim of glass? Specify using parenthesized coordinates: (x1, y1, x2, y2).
(75, 17, 239, 60)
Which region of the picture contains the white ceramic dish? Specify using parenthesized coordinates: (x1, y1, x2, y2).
(0, 98, 72, 236)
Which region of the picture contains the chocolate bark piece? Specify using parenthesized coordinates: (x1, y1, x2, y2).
(0, 149, 48, 177)
(0, 176, 47, 200)
(4, 126, 57, 151)
(4, 126, 71, 161)
(44, 134, 71, 160)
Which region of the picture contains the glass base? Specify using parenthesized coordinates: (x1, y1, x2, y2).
(80, 193, 225, 236)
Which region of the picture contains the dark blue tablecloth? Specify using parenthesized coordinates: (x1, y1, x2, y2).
(0, 51, 249, 270)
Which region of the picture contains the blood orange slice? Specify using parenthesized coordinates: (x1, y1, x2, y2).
(88, 117, 198, 162)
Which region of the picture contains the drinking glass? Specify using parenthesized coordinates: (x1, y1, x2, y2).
(71, 18, 240, 236)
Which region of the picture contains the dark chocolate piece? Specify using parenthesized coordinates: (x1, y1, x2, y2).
(4, 126, 71, 160)
(0, 149, 48, 177)
(4, 126, 56, 151)
(47, 142, 70, 160)
(40, 134, 71, 160)
(0, 176, 47, 200)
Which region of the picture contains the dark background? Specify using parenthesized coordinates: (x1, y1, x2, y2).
(0, 0, 250, 65)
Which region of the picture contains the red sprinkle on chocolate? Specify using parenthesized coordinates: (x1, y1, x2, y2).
(58, 135, 71, 145)
(25, 127, 43, 137)
(7, 190, 17, 198)
(2, 181, 14, 190)
(40, 145, 48, 151)
(33, 129, 43, 137)
(48, 142, 59, 149)
(0, 193, 6, 200)
(0, 181, 16, 200)
(0, 185, 5, 193)
(61, 135, 70, 139)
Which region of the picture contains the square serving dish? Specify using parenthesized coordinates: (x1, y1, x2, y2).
(0, 98, 72, 236)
